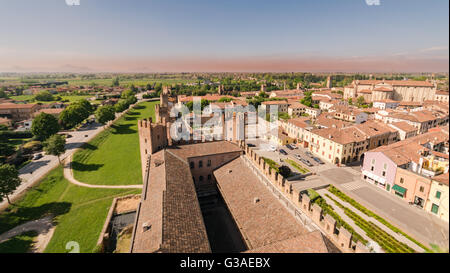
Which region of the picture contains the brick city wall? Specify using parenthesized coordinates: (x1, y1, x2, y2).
(238, 140, 370, 253)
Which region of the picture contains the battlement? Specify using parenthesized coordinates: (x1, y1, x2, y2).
(240, 141, 371, 254)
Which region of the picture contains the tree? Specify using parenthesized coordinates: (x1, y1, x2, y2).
(31, 113, 60, 141)
(34, 90, 55, 101)
(357, 96, 365, 106)
(112, 77, 120, 87)
(0, 164, 21, 204)
(95, 105, 116, 126)
(43, 134, 66, 164)
(0, 88, 8, 99)
(114, 100, 129, 113)
(278, 165, 291, 178)
(59, 100, 93, 129)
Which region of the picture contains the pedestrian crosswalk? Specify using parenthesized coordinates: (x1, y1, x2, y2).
(340, 181, 367, 191)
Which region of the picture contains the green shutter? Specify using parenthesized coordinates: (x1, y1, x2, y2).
(436, 191, 441, 199)
(431, 204, 439, 214)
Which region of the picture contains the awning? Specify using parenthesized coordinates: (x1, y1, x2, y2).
(392, 184, 406, 195)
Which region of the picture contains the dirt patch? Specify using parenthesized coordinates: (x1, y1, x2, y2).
(114, 225, 133, 253)
(30, 226, 56, 253)
(114, 195, 140, 214)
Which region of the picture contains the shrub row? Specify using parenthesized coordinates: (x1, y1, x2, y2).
(311, 194, 367, 244)
(328, 185, 431, 252)
(326, 192, 415, 253)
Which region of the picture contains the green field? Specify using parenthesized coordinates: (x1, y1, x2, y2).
(10, 95, 95, 104)
(0, 166, 140, 253)
(72, 100, 159, 186)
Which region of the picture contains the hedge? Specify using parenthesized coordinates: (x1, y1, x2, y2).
(328, 185, 430, 252)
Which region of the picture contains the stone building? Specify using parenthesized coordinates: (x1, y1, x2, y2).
(344, 80, 437, 103)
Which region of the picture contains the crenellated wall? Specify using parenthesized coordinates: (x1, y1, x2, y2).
(241, 141, 370, 253)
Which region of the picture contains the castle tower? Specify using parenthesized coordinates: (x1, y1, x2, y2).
(218, 84, 224, 95)
(138, 118, 168, 180)
(261, 84, 266, 93)
(326, 76, 332, 89)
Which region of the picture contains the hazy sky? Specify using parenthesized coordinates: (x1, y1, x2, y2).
(0, 0, 448, 72)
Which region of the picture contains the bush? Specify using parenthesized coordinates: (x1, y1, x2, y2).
(22, 140, 43, 154)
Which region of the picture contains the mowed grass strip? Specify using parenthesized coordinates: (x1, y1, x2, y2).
(72, 101, 159, 185)
(0, 166, 140, 253)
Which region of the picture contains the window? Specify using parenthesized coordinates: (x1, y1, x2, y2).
(382, 171, 386, 177)
(199, 160, 203, 168)
(400, 178, 404, 184)
(371, 166, 374, 171)
(371, 159, 376, 165)
(199, 176, 204, 182)
(383, 163, 387, 170)
(190, 162, 194, 169)
(207, 174, 212, 180)
(419, 186, 424, 192)
(145, 138, 147, 143)
(436, 191, 441, 199)
(431, 204, 439, 214)
(145, 149, 147, 155)
(207, 160, 211, 167)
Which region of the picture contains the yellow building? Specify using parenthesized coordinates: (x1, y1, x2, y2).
(425, 174, 449, 223)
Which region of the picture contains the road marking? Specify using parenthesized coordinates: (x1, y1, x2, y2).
(340, 181, 367, 191)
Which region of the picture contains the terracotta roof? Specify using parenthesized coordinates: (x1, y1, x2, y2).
(389, 121, 417, 133)
(167, 141, 242, 161)
(214, 157, 325, 251)
(261, 100, 288, 105)
(245, 231, 329, 253)
(373, 87, 394, 92)
(356, 80, 435, 87)
(315, 114, 350, 129)
(432, 173, 449, 186)
(435, 90, 449, 96)
(0, 103, 38, 109)
(131, 150, 211, 253)
(311, 126, 367, 144)
(358, 89, 372, 94)
(287, 117, 311, 128)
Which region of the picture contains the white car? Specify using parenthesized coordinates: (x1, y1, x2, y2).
(269, 145, 276, 151)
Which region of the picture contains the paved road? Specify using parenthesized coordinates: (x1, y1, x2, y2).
(247, 138, 449, 249)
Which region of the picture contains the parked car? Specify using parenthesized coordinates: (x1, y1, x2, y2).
(294, 154, 302, 160)
(301, 158, 313, 167)
(269, 145, 276, 151)
(279, 149, 288, 155)
(247, 143, 256, 147)
(313, 157, 324, 164)
(305, 151, 313, 157)
(285, 144, 294, 150)
(33, 153, 43, 160)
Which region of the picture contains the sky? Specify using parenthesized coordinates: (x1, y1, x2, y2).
(0, 0, 448, 73)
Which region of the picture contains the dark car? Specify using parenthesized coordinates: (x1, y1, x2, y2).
(279, 149, 288, 155)
(313, 157, 324, 164)
(33, 153, 43, 160)
(247, 143, 256, 147)
(286, 144, 294, 150)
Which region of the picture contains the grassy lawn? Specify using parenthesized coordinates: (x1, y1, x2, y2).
(285, 159, 310, 174)
(10, 95, 94, 104)
(0, 231, 37, 253)
(0, 166, 140, 253)
(72, 101, 159, 185)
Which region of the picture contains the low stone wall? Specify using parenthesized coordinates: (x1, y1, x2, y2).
(238, 141, 370, 253)
(96, 194, 140, 252)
